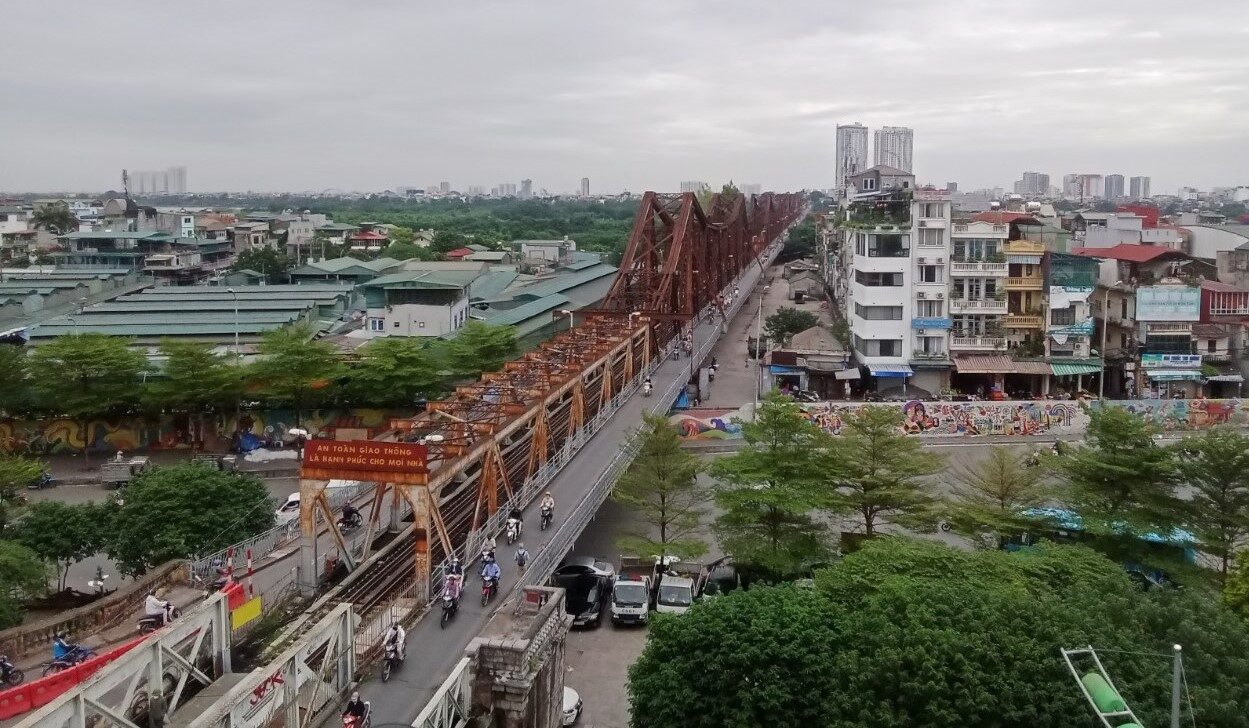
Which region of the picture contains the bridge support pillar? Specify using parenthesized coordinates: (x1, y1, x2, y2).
(298, 478, 325, 597)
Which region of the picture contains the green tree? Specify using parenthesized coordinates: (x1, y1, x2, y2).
(0, 344, 33, 416)
(0, 455, 44, 529)
(247, 325, 344, 425)
(709, 393, 833, 581)
(781, 217, 818, 262)
(10, 501, 108, 591)
(1175, 428, 1249, 577)
(105, 463, 274, 575)
(612, 414, 707, 561)
(30, 202, 79, 234)
(429, 230, 470, 254)
(347, 337, 443, 406)
(631, 537, 1249, 728)
(147, 341, 243, 443)
(27, 334, 149, 458)
(942, 445, 1048, 546)
(1057, 406, 1180, 539)
(1224, 551, 1249, 622)
(0, 540, 49, 628)
(827, 405, 943, 536)
(380, 241, 440, 262)
(446, 321, 518, 378)
(231, 247, 291, 283)
(763, 307, 818, 345)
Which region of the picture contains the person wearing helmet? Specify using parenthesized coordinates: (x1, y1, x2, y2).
(447, 555, 464, 577)
(540, 491, 555, 512)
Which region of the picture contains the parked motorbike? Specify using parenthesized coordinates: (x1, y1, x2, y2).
(1, 654, 24, 687)
(43, 645, 97, 676)
(138, 605, 180, 634)
(480, 576, 498, 607)
(539, 505, 553, 531)
(505, 517, 521, 545)
(26, 472, 53, 490)
(440, 594, 458, 629)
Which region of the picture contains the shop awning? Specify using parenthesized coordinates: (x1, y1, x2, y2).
(953, 355, 1015, 374)
(1145, 369, 1203, 381)
(834, 368, 861, 380)
(1208, 374, 1244, 383)
(867, 364, 913, 378)
(803, 355, 850, 372)
(1050, 360, 1103, 376)
(1006, 254, 1043, 265)
(768, 365, 803, 375)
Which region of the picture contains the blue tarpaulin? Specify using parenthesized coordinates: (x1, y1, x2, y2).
(867, 364, 913, 378)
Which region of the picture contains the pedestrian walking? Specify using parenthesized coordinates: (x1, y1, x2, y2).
(515, 543, 529, 574)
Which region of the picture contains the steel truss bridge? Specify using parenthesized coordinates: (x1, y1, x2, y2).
(23, 190, 802, 728)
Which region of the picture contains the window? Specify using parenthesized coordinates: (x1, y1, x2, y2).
(854, 270, 903, 286)
(393, 321, 400, 328)
(1121, 299, 1128, 318)
(1208, 339, 1217, 354)
(368, 318, 384, 332)
(854, 304, 902, 321)
(867, 233, 909, 258)
(916, 299, 943, 317)
(917, 228, 944, 247)
(1051, 308, 1076, 326)
(851, 336, 903, 357)
(863, 177, 877, 191)
(917, 265, 941, 283)
(879, 339, 901, 357)
(918, 202, 944, 218)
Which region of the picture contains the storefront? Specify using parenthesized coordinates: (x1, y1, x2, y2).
(866, 363, 915, 397)
(1049, 358, 1104, 397)
(1139, 353, 1203, 399)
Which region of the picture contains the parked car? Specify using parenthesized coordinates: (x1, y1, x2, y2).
(553, 569, 609, 629)
(556, 556, 615, 581)
(275, 493, 301, 523)
(562, 687, 583, 725)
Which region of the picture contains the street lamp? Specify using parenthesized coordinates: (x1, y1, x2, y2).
(1098, 280, 1124, 400)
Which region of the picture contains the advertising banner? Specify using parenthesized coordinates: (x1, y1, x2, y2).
(300, 439, 428, 483)
(1136, 286, 1200, 322)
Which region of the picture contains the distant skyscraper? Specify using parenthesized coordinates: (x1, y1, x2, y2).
(519, 179, 533, 199)
(741, 183, 762, 196)
(439, 181, 450, 194)
(580, 177, 590, 197)
(873, 126, 913, 172)
(835, 123, 869, 192)
(1130, 176, 1151, 199)
(130, 166, 186, 195)
(495, 183, 518, 197)
(466, 185, 485, 196)
(1104, 174, 1125, 199)
(1016, 171, 1049, 196)
(679, 181, 706, 193)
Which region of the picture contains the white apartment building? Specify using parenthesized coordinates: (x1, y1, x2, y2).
(1130, 176, 1151, 199)
(949, 221, 1009, 355)
(834, 123, 869, 194)
(873, 126, 914, 173)
(839, 166, 951, 393)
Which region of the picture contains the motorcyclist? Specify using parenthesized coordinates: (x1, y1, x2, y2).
(342, 692, 367, 723)
(145, 589, 172, 626)
(447, 556, 464, 578)
(481, 559, 502, 585)
(444, 572, 463, 605)
(383, 622, 406, 662)
(481, 535, 497, 563)
(52, 632, 75, 662)
(507, 508, 523, 536)
(341, 502, 361, 526)
(540, 491, 555, 513)
(643, 378, 653, 396)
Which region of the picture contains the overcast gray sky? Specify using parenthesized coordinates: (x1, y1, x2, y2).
(2, 1, 1246, 195)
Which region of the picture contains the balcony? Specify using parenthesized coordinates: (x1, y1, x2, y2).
(950, 260, 1008, 276)
(948, 297, 1008, 314)
(953, 222, 1009, 235)
(1005, 275, 1044, 290)
(911, 350, 950, 363)
(916, 218, 947, 229)
(950, 334, 1008, 351)
(1005, 314, 1044, 329)
(1004, 240, 1045, 255)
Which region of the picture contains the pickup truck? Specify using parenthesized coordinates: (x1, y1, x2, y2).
(655, 561, 707, 616)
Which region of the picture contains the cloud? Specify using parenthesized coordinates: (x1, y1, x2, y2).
(1, 0, 1246, 194)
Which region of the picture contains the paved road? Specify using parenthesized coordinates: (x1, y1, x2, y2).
(359, 242, 786, 726)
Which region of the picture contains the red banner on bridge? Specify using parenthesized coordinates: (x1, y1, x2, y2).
(300, 440, 429, 484)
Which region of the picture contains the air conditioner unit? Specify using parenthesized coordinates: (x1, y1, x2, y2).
(917, 292, 927, 299)
(937, 292, 944, 299)
(917, 257, 926, 264)
(917, 328, 927, 335)
(935, 257, 944, 263)
(918, 220, 928, 228)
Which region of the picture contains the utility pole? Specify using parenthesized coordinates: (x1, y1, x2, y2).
(1171, 644, 1182, 728)
(753, 291, 764, 420)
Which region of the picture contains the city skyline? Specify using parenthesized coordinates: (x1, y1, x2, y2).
(1, 1, 1246, 194)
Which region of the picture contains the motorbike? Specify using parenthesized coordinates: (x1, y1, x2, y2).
(338, 510, 363, 531)
(540, 505, 553, 531)
(505, 517, 521, 545)
(381, 641, 400, 683)
(138, 605, 180, 634)
(480, 576, 498, 606)
(708, 365, 717, 382)
(43, 645, 97, 676)
(26, 472, 53, 490)
(440, 593, 458, 629)
(343, 702, 371, 728)
(1, 654, 24, 687)
(642, 381, 653, 397)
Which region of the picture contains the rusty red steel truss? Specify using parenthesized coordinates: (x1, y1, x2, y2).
(300, 189, 803, 606)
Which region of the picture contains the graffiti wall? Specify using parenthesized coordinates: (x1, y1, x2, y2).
(673, 398, 1249, 441)
(0, 408, 409, 455)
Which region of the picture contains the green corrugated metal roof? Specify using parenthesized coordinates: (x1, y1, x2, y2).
(46, 312, 303, 326)
(468, 271, 520, 301)
(136, 283, 352, 294)
(91, 300, 315, 313)
(28, 321, 291, 338)
(1050, 358, 1103, 376)
(290, 256, 400, 275)
(477, 293, 571, 330)
(486, 264, 616, 302)
(61, 230, 168, 241)
(363, 269, 478, 289)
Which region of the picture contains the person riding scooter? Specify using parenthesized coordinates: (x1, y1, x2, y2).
(539, 491, 555, 529)
(383, 622, 406, 662)
(341, 502, 362, 528)
(342, 692, 369, 727)
(51, 632, 76, 662)
(505, 508, 523, 543)
(643, 378, 653, 396)
(481, 534, 497, 563)
(145, 590, 172, 626)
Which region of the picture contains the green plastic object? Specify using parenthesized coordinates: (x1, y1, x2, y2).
(1081, 672, 1127, 713)
(1119, 724, 1144, 728)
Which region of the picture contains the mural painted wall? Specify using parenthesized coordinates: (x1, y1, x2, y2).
(672, 398, 1249, 441)
(0, 408, 409, 455)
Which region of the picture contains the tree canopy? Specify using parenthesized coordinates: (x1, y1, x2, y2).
(763, 307, 818, 345)
(347, 337, 444, 407)
(231, 248, 292, 283)
(447, 321, 518, 377)
(147, 340, 242, 414)
(613, 414, 707, 561)
(0, 540, 48, 628)
(941, 445, 1047, 546)
(630, 538, 1249, 728)
(29, 202, 79, 234)
(105, 463, 274, 575)
(1174, 427, 1249, 577)
(247, 325, 344, 423)
(10, 501, 109, 591)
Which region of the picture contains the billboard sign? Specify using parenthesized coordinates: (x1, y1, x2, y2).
(300, 439, 428, 484)
(1140, 353, 1202, 369)
(1136, 286, 1200, 322)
